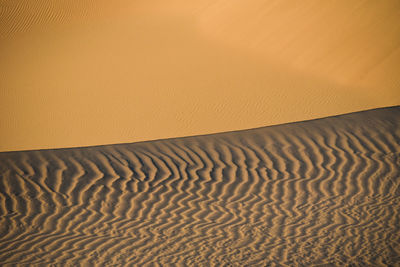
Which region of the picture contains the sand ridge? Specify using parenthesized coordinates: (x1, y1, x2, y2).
(1, 0, 400, 152)
(0, 107, 399, 266)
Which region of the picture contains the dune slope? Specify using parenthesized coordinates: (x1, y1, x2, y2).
(0, 106, 400, 266)
(1, 0, 400, 152)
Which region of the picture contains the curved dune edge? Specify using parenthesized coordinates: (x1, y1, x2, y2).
(1, 0, 400, 152)
(0, 106, 400, 266)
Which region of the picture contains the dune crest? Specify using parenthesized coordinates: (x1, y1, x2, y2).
(0, 107, 399, 266)
(1, 0, 399, 152)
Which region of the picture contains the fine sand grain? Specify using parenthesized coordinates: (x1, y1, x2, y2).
(1, 0, 400, 151)
(0, 107, 399, 266)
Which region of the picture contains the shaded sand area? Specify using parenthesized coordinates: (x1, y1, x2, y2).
(1, 107, 400, 266)
(1, 0, 400, 151)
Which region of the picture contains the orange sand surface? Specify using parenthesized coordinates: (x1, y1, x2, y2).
(1, 1, 400, 151)
(0, 107, 399, 265)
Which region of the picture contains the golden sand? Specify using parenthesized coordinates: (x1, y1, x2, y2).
(0, 107, 399, 265)
(1, 1, 400, 151)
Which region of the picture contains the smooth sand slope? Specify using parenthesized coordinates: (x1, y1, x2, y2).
(0, 107, 399, 266)
(1, 0, 400, 151)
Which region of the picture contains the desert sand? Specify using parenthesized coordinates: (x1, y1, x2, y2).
(1, 0, 400, 151)
(0, 107, 399, 266)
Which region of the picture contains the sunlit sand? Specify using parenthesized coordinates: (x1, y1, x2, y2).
(1, 0, 399, 151)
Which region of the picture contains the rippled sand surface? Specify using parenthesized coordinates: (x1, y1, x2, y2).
(1, 107, 400, 266)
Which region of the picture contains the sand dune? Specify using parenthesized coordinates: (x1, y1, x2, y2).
(1, 0, 400, 151)
(0, 107, 399, 266)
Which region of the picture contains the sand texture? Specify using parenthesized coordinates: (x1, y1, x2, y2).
(0, 107, 399, 266)
(1, 0, 400, 151)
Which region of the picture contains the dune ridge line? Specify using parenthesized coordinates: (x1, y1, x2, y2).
(0, 106, 399, 266)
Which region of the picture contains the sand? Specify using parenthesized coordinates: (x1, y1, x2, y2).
(0, 107, 399, 266)
(1, 0, 400, 151)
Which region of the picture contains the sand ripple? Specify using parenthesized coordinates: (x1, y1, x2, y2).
(0, 107, 400, 266)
